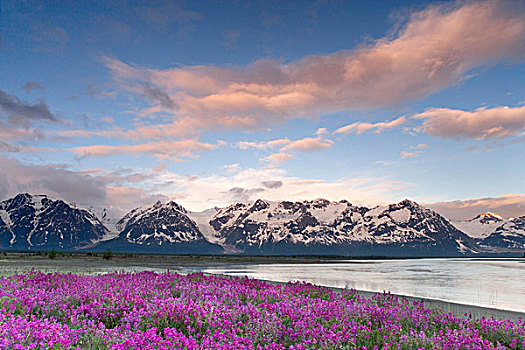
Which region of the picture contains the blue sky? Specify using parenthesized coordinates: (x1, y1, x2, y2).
(1, 0, 524, 219)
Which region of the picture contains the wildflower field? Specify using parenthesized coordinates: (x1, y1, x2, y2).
(0, 271, 524, 349)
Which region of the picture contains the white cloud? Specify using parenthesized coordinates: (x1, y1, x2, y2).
(335, 116, 407, 135)
(413, 105, 525, 140)
(152, 166, 413, 211)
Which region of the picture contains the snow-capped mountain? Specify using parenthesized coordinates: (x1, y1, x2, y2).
(451, 212, 506, 240)
(1, 193, 523, 256)
(0, 193, 107, 250)
(98, 201, 223, 253)
(206, 198, 481, 256)
(480, 216, 525, 250)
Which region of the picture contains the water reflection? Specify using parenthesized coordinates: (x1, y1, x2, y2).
(193, 258, 525, 312)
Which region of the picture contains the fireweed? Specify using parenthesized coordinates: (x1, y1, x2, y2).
(0, 271, 523, 349)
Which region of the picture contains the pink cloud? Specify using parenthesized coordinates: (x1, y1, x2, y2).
(0, 126, 45, 141)
(261, 152, 294, 165)
(103, 0, 525, 135)
(335, 116, 407, 135)
(400, 144, 429, 159)
(410, 144, 429, 150)
(280, 136, 333, 153)
(413, 105, 525, 140)
(427, 193, 525, 220)
(72, 140, 222, 160)
(401, 151, 419, 159)
(237, 132, 334, 156)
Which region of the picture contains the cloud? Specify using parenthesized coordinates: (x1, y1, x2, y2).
(237, 131, 333, 156)
(85, 83, 118, 100)
(0, 156, 107, 207)
(105, 186, 168, 217)
(22, 81, 45, 92)
(261, 180, 283, 189)
(0, 157, 414, 215)
(410, 144, 428, 150)
(427, 193, 525, 220)
(0, 156, 172, 218)
(281, 136, 333, 153)
(155, 167, 413, 211)
(223, 163, 240, 174)
(236, 131, 333, 166)
(237, 139, 291, 151)
(104, 0, 525, 135)
(401, 144, 429, 159)
(261, 152, 294, 165)
(375, 160, 394, 166)
(0, 123, 45, 141)
(0, 89, 59, 126)
(0, 141, 20, 153)
(413, 105, 525, 140)
(224, 187, 265, 203)
(142, 84, 176, 109)
(401, 151, 419, 159)
(71, 140, 223, 161)
(335, 116, 407, 135)
(0, 141, 54, 154)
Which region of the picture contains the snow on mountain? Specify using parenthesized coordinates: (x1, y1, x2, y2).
(481, 216, 525, 250)
(98, 201, 223, 253)
(0, 193, 106, 250)
(451, 212, 506, 239)
(2, 193, 522, 255)
(85, 206, 123, 242)
(187, 207, 223, 244)
(205, 198, 480, 256)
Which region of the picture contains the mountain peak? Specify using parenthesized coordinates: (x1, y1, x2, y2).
(472, 211, 503, 222)
(311, 198, 331, 208)
(149, 200, 187, 213)
(398, 199, 419, 207)
(0, 193, 105, 249)
(166, 200, 187, 213)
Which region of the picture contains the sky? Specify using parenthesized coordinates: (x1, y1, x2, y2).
(1, 0, 524, 219)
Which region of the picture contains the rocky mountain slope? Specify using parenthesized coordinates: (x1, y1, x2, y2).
(451, 212, 506, 240)
(206, 198, 480, 256)
(480, 216, 525, 250)
(97, 201, 223, 253)
(1, 193, 523, 256)
(0, 193, 106, 250)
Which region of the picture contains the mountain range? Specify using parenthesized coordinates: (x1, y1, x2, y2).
(0, 193, 524, 256)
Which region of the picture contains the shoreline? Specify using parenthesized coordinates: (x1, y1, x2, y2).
(262, 277, 525, 322)
(1, 254, 523, 321)
(195, 271, 525, 322)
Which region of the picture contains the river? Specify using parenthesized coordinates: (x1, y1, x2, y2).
(190, 258, 525, 313)
(1, 256, 523, 313)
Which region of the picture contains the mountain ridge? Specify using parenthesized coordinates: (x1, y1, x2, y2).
(0, 193, 523, 255)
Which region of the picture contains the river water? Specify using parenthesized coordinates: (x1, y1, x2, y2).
(1, 256, 523, 313)
(191, 258, 525, 313)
